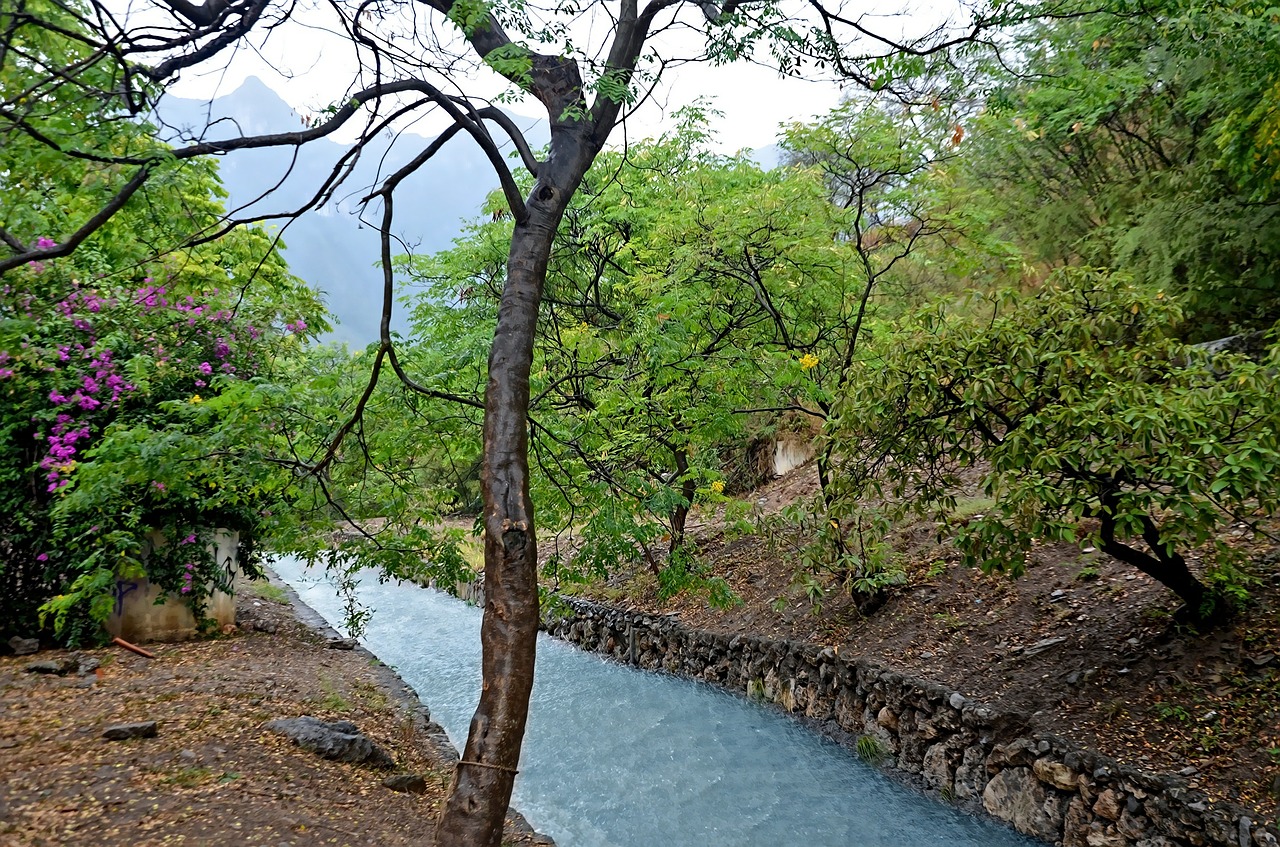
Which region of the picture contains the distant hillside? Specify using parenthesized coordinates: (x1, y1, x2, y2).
(155, 78, 546, 345)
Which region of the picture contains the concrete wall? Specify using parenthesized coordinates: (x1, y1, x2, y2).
(773, 437, 815, 477)
(544, 597, 1277, 847)
(107, 529, 239, 643)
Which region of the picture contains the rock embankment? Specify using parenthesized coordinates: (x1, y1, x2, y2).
(545, 596, 1277, 847)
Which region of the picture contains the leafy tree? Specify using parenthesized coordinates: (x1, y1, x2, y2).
(397, 116, 953, 603)
(1, 5, 339, 643)
(954, 0, 1280, 338)
(828, 269, 1280, 623)
(0, 224, 327, 644)
(3, 0, 1055, 838)
(398, 124, 789, 594)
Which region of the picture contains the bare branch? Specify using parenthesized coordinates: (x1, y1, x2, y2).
(0, 165, 151, 274)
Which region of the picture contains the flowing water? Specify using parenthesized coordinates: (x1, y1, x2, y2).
(272, 556, 1036, 847)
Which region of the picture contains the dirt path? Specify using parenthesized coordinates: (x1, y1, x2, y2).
(0, 580, 551, 847)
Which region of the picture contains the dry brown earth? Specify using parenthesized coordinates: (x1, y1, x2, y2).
(0, 585, 550, 847)
(578, 465, 1280, 824)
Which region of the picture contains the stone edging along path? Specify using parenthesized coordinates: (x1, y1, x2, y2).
(542, 595, 1277, 847)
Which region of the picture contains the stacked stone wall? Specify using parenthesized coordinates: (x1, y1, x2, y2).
(544, 597, 1276, 847)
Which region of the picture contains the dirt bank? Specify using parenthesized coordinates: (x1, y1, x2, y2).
(578, 465, 1280, 825)
(0, 578, 551, 847)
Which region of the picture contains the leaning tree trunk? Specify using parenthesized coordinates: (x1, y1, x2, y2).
(1096, 503, 1213, 623)
(434, 131, 595, 846)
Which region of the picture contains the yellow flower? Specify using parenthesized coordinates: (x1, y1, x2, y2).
(190, 395, 203, 403)
(710, 480, 725, 494)
(799, 353, 819, 371)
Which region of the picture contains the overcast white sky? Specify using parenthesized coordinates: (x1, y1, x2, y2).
(172, 64, 844, 153)
(157, 0, 954, 153)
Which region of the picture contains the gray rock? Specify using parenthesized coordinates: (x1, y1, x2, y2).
(326, 638, 358, 650)
(988, 738, 1038, 771)
(1062, 797, 1093, 847)
(265, 716, 393, 768)
(953, 745, 987, 802)
(1023, 636, 1068, 657)
(383, 773, 428, 793)
(25, 658, 74, 675)
(8, 636, 39, 656)
(1085, 828, 1128, 847)
(103, 721, 159, 740)
(982, 766, 1066, 841)
(922, 743, 952, 792)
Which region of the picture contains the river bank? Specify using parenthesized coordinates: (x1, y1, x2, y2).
(0, 577, 551, 847)
(563, 465, 1280, 843)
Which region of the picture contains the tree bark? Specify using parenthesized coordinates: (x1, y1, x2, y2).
(1096, 507, 1212, 621)
(434, 130, 595, 846)
(668, 446, 696, 560)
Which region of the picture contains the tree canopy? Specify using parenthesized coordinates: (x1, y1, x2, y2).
(8, 0, 1279, 842)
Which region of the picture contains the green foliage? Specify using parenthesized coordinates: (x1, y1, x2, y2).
(387, 103, 963, 607)
(828, 268, 1280, 618)
(0, 242, 323, 642)
(394, 116, 865, 595)
(250, 581, 290, 604)
(956, 0, 1280, 337)
(760, 503, 905, 607)
(0, 9, 340, 641)
(0, 1, 225, 268)
(855, 734, 889, 764)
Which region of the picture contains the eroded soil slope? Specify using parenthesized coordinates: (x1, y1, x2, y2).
(576, 465, 1280, 822)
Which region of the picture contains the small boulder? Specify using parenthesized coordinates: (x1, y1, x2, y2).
(25, 658, 74, 675)
(1034, 757, 1081, 791)
(326, 638, 358, 650)
(383, 773, 428, 794)
(265, 716, 393, 768)
(8, 636, 39, 656)
(73, 654, 100, 676)
(103, 721, 159, 741)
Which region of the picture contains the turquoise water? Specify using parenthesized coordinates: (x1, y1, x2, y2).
(272, 556, 1036, 847)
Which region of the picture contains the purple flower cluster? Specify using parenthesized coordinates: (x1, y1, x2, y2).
(39, 417, 89, 492)
(7, 240, 280, 513)
(39, 344, 139, 491)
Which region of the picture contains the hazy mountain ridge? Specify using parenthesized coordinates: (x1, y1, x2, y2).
(155, 78, 778, 345)
(156, 77, 545, 345)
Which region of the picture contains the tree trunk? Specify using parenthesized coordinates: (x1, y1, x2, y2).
(813, 404, 852, 568)
(434, 128, 596, 846)
(668, 446, 695, 560)
(1097, 508, 1213, 622)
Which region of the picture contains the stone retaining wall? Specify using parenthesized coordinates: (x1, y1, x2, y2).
(544, 596, 1276, 847)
